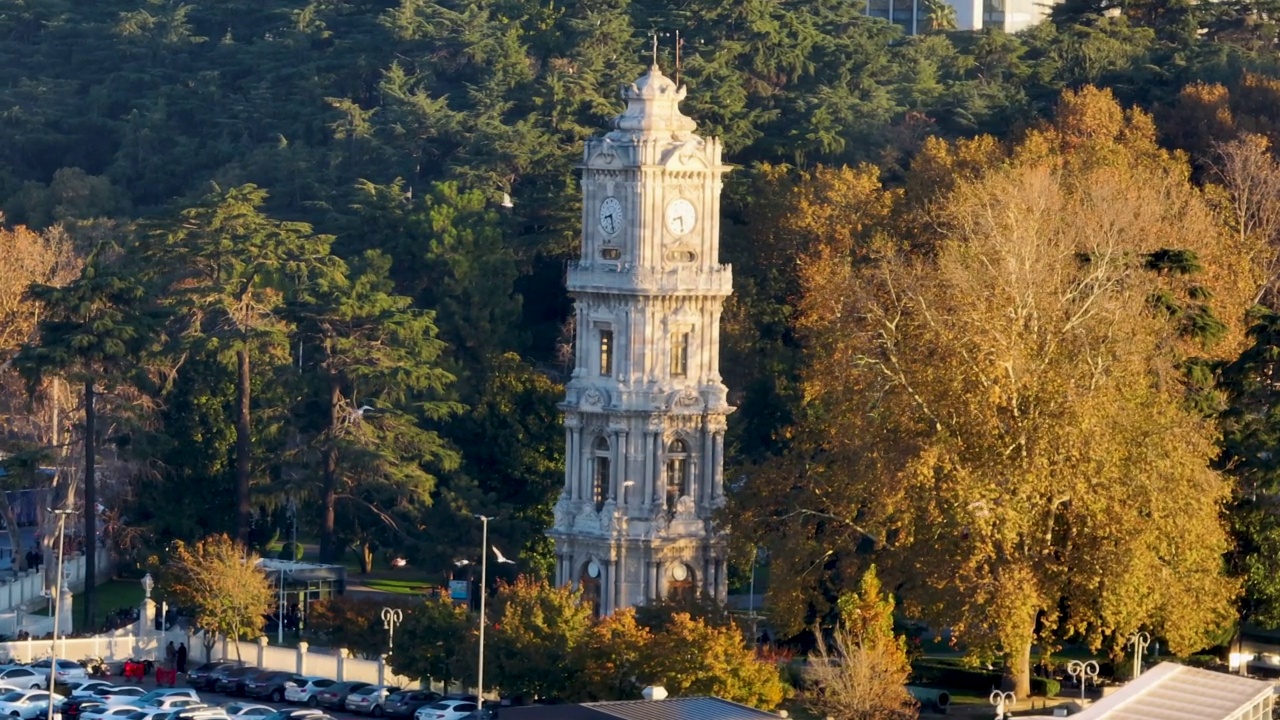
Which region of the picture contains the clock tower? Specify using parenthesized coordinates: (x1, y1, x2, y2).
(547, 63, 733, 613)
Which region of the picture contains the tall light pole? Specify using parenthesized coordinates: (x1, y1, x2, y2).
(1068, 660, 1099, 701)
(989, 690, 1015, 719)
(474, 514, 493, 713)
(46, 507, 76, 720)
(1127, 631, 1151, 680)
(276, 567, 295, 645)
(747, 547, 761, 647)
(381, 607, 403, 653)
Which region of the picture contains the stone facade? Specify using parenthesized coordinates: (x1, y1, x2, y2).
(547, 64, 733, 613)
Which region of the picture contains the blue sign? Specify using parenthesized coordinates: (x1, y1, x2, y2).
(449, 580, 469, 601)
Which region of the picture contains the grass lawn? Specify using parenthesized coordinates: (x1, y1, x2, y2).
(33, 579, 145, 632)
(360, 578, 439, 595)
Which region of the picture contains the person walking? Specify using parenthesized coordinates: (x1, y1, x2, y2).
(176, 643, 187, 674)
(165, 641, 176, 668)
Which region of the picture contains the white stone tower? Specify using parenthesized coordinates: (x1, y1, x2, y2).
(548, 63, 733, 614)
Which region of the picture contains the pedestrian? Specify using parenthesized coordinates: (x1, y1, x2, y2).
(165, 641, 175, 668)
(176, 642, 187, 674)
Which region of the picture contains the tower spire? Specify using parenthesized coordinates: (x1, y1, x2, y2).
(651, 32, 659, 68)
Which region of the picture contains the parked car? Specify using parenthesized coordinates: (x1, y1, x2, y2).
(260, 709, 326, 720)
(142, 699, 202, 713)
(221, 703, 273, 719)
(67, 681, 114, 699)
(0, 691, 64, 720)
(213, 667, 259, 697)
(242, 672, 293, 703)
(462, 710, 497, 720)
(383, 691, 441, 718)
(168, 707, 229, 720)
(314, 683, 370, 710)
(187, 663, 239, 692)
(413, 701, 478, 720)
(137, 690, 200, 708)
(282, 679, 333, 708)
(127, 708, 190, 720)
(343, 685, 399, 716)
(59, 698, 106, 720)
(201, 666, 247, 694)
(0, 667, 48, 690)
(94, 687, 147, 707)
(82, 706, 144, 720)
(29, 659, 87, 683)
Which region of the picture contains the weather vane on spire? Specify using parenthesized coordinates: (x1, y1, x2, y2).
(651, 32, 659, 67)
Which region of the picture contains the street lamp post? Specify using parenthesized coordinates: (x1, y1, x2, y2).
(1127, 631, 1151, 680)
(475, 514, 493, 713)
(989, 690, 1015, 720)
(276, 567, 295, 645)
(381, 607, 403, 653)
(1068, 660, 1100, 701)
(46, 507, 76, 720)
(747, 547, 760, 647)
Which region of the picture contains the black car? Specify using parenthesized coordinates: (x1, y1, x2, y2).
(243, 671, 293, 703)
(214, 665, 260, 695)
(59, 698, 105, 720)
(383, 691, 441, 718)
(191, 662, 241, 691)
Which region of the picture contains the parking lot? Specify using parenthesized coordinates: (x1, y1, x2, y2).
(91, 676, 387, 720)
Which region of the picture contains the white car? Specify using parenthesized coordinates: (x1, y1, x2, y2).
(68, 681, 114, 699)
(0, 669, 46, 691)
(128, 708, 191, 720)
(413, 701, 478, 720)
(137, 691, 199, 707)
(282, 679, 333, 707)
(28, 660, 86, 683)
(83, 707, 143, 720)
(222, 704, 272, 719)
(0, 690, 66, 719)
(94, 688, 147, 707)
(143, 699, 202, 712)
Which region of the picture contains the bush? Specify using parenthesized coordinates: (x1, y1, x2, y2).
(1030, 676, 1060, 697)
(910, 661, 1003, 692)
(277, 542, 303, 561)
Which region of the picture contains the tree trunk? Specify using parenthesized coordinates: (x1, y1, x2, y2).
(0, 491, 25, 572)
(82, 378, 97, 632)
(358, 542, 372, 575)
(235, 349, 252, 544)
(319, 375, 340, 563)
(1009, 638, 1032, 703)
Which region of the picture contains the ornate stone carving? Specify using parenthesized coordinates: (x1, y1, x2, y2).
(675, 495, 697, 520)
(553, 492, 574, 530)
(582, 388, 605, 407)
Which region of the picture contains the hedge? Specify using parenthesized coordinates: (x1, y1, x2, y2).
(1031, 676, 1061, 697)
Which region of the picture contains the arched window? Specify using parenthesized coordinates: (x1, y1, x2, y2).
(592, 436, 611, 512)
(665, 438, 689, 513)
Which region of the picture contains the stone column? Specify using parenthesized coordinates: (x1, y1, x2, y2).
(377, 655, 388, 685)
(565, 416, 582, 502)
(336, 648, 348, 681)
(256, 636, 268, 668)
(296, 641, 309, 674)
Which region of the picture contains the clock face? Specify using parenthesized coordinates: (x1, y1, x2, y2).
(672, 564, 689, 581)
(665, 198, 697, 237)
(599, 196, 622, 236)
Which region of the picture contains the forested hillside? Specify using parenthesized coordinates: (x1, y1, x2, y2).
(3, 0, 1280, 666)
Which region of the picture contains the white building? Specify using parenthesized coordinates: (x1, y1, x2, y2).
(547, 63, 733, 614)
(868, 0, 1053, 33)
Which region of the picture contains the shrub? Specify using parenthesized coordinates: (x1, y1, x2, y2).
(277, 542, 303, 561)
(1031, 676, 1060, 697)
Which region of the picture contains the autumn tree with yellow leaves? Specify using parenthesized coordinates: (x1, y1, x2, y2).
(730, 87, 1258, 698)
(158, 534, 274, 660)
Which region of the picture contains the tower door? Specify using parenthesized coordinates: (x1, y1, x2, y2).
(580, 561, 602, 617)
(667, 563, 696, 601)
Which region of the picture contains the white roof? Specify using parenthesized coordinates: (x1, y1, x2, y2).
(1024, 663, 1273, 720)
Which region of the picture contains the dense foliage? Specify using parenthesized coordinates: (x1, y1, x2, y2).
(2, 0, 1280, 674)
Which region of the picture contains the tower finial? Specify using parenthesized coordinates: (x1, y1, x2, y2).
(651, 32, 659, 67)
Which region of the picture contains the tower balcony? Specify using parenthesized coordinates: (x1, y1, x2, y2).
(566, 261, 733, 296)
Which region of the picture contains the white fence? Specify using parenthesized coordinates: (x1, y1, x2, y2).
(0, 624, 422, 691)
(0, 547, 112, 616)
(202, 636, 419, 689)
(0, 633, 163, 664)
